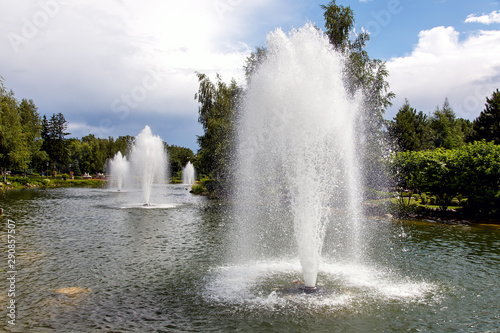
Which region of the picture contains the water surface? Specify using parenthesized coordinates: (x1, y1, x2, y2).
(1, 187, 499, 332)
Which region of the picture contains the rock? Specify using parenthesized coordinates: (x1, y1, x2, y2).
(55, 287, 91, 296)
(385, 214, 393, 220)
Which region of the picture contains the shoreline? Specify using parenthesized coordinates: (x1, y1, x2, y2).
(0, 178, 107, 191)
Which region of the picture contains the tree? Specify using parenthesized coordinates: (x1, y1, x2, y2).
(391, 142, 500, 215)
(321, 1, 395, 190)
(321, 2, 355, 51)
(0, 85, 26, 182)
(388, 99, 434, 152)
(321, 0, 395, 122)
(430, 98, 465, 149)
(167, 144, 195, 176)
(194, 72, 239, 181)
(243, 46, 267, 81)
(473, 89, 500, 144)
(42, 112, 70, 171)
(18, 98, 45, 176)
(454, 141, 500, 216)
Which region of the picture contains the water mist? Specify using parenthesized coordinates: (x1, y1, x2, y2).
(128, 126, 167, 205)
(108, 126, 167, 205)
(182, 161, 196, 185)
(233, 24, 364, 288)
(108, 151, 130, 191)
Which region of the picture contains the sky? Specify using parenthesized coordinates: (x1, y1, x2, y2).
(1, 0, 499, 151)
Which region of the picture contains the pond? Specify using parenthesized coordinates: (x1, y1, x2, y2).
(1, 186, 499, 332)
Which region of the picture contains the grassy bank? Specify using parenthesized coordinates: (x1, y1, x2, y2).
(0, 174, 106, 190)
(364, 191, 500, 223)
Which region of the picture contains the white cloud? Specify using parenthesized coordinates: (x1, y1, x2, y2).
(0, 0, 269, 136)
(386, 26, 500, 119)
(465, 10, 500, 24)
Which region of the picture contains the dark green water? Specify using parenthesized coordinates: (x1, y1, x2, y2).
(1, 186, 499, 332)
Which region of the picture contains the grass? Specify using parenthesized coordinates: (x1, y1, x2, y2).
(1, 174, 106, 190)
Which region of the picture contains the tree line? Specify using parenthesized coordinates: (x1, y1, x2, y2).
(389, 90, 500, 216)
(0, 76, 194, 181)
(387, 93, 500, 151)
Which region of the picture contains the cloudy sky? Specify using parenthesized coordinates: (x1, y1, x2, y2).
(1, 0, 499, 151)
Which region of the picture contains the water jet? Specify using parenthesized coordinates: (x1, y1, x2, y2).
(108, 151, 130, 191)
(108, 126, 168, 205)
(233, 24, 364, 289)
(182, 161, 196, 185)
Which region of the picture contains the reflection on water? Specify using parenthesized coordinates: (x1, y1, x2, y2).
(0, 187, 499, 332)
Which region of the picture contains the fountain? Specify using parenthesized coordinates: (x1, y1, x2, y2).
(108, 126, 168, 206)
(232, 24, 364, 289)
(108, 151, 130, 191)
(182, 161, 196, 185)
(129, 126, 168, 205)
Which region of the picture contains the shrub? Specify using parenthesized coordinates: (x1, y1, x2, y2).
(191, 184, 207, 195)
(421, 192, 428, 205)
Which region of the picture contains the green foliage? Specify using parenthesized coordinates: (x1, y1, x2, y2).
(390, 98, 473, 153)
(194, 72, 239, 181)
(390, 141, 500, 216)
(244, 46, 267, 81)
(0, 80, 38, 182)
(190, 184, 207, 195)
(18, 98, 44, 175)
(321, 1, 355, 51)
(473, 89, 500, 144)
(167, 144, 194, 176)
(388, 99, 434, 151)
(420, 192, 428, 205)
(42, 112, 70, 170)
(430, 98, 466, 149)
(67, 135, 136, 175)
(321, 1, 394, 191)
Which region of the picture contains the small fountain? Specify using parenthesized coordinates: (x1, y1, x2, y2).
(108, 152, 129, 191)
(182, 161, 196, 185)
(232, 24, 364, 289)
(129, 126, 167, 205)
(108, 126, 168, 206)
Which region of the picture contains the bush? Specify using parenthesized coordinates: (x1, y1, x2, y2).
(421, 192, 428, 205)
(191, 184, 207, 195)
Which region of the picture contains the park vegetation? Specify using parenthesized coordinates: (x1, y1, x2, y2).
(0, 75, 194, 188)
(388, 91, 500, 218)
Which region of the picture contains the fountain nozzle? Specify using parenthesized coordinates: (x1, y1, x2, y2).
(300, 286, 318, 294)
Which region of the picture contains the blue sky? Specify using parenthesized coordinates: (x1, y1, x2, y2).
(1, 0, 499, 151)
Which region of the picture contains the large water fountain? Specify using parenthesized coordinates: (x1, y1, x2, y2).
(108, 126, 168, 205)
(232, 24, 364, 289)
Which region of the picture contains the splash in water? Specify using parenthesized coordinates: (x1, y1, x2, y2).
(233, 24, 364, 288)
